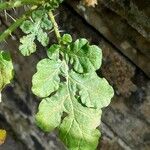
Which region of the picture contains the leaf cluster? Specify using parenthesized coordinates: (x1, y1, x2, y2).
(32, 34, 114, 150)
(19, 10, 52, 56)
(0, 0, 114, 149)
(44, 0, 64, 10)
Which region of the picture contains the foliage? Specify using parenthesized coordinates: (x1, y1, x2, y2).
(0, 51, 13, 102)
(32, 35, 114, 150)
(0, 0, 114, 149)
(19, 9, 52, 56)
(0, 129, 7, 145)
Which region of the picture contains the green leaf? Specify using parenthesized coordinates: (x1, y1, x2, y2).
(32, 59, 62, 98)
(36, 83, 102, 150)
(69, 71, 114, 109)
(19, 10, 52, 56)
(41, 16, 52, 30)
(65, 38, 102, 73)
(0, 51, 13, 101)
(47, 44, 60, 60)
(61, 34, 72, 44)
(19, 34, 36, 56)
(43, 0, 64, 10)
(35, 60, 114, 149)
(32, 37, 114, 150)
(32, 10, 47, 22)
(59, 90, 101, 150)
(36, 84, 66, 132)
(20, 20, 34, 34)
(37, 29, 49, 47)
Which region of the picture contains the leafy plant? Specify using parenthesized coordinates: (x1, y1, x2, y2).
(0, 0, 114, 149)
(19, 9, 52, 56)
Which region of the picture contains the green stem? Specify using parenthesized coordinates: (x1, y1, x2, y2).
(48, 10, 61, 42)
(0, 7, 37, 42)
(0, 0, 44, 11)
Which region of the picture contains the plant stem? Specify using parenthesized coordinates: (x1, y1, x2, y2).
(0, 0, 43, 11)
(0, 16, 25, 42)
(0, 7, 37, 42)
(48, 11, 61, 43)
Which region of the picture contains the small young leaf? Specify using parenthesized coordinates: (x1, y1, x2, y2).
(43, 0, 64, 10)
(32, 10, 46, 22)
(37, 29, 49, 47)
(41, 17, 52, 30)
(32, 59, 62, 97)
(61, 34, 72, 44)
(19, 34, 36, 56)
(47, 44, 60, 60)
(20, 20, 33, 34)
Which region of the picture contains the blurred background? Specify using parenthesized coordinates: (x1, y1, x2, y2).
(0, 0, 150, 149)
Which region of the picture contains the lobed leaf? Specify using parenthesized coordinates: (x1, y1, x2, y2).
(36, 85, 66, 132)
(64, 38, 102, 73)
(47, 44, 60, 60)
(37, 29, 49, 47)
(69, 71, 114, 109)
(36, 83, 102, 150)
(61, 34, 72, 44)
(19, 10, 52, 56)
(19, 34, 36, 56)
(32, 59, 62, 98)
(43, 0, 64, 10)
(32, 37, 114, 150)
(20, 20, 34, 34)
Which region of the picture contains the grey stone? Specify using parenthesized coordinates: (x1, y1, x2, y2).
(67, 0, 150, 77)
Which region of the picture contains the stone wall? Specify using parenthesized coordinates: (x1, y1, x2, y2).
(68, 0, 150, 77)
(0, 1, 150, 150)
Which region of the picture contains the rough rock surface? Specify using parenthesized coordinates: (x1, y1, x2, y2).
(0, 2, 150, 150)
(68, 0, 150, 77)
